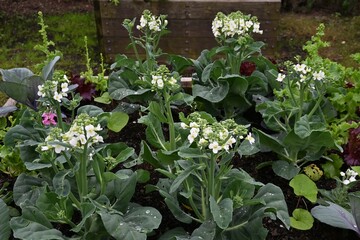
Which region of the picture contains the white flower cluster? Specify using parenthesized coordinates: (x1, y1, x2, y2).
(136, 10, 168, 32)
(212, 11, 263, 39)
(37, 75, 69, 103)
(181, 112, 251, 154)
(150, 65, 178, 91)
(340, 169, 358, 185)
(40, 113, 103, 154)
(276, 63, 325, 83)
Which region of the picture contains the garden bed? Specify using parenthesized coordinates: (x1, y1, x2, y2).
(0, 1, 360, 240)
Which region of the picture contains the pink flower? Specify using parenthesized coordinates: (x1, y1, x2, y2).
(42, 112, 57, 126)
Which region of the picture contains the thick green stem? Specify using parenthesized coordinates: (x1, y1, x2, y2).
(55, 102, 64, 131)
(308, 93, 323, 119)
(78, 144, 89, 202)
(165, 92, 176, 150)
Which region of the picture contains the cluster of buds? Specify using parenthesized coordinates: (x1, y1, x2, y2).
(181, 112, 253, 154)
(276, 63, 325, 83)
(212, 11, 263, 41)
(37, 75, 70, 103)
(149, 65, 179, 91)
(40, 113, 103, 154)
(340, 168, 358, 185)
(136, 9, 168, 32)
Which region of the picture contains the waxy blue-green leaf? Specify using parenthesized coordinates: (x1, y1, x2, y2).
(210, 197, 233, 229)
(10, 205, 65, 240)
(0, 199, 10, 240)
(52, 170, 72, 197)
(272, 160, 300, 180)
(99, 206, 161, 240)
(77, 105, 104, 117)
(311, 201, 359, 234)
(13, 174, 44, 206)
(41, 56, 60, 81)
(192, 81, 229, 103)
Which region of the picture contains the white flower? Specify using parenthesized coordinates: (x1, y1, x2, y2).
(340, 171, 345, 177)
(85, 124, 97, 138)
(37, 85, 46, 97)
(53, 91, 63, 102)
(41, 145, 50, 151)
(313, 70, 325, 81)
(343, 179, 350, 185)
(61, 82, 69, 93)
(253, 22, 263, 34)
(245, 133, 255, 144)
(299, 74, 307, 82)
(276, 73, 286, 82)
(69, 137, 79, 147)
(54, 144, 66, 154)
(180, 122, 188, 129)
(188, 134, 196, 144)
(190, 127, 200, 136)
(93, 135, 104, 143)
(209, 141, 222, 154)
(203, 127, 213, 139)
(169, 77, 177, 85)
(157, 79, 164, 89)
(139, 15, 147, 28)
(219, 129, 229, 140)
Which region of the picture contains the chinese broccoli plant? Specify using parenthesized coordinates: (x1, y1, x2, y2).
(156, 112, 290, 239)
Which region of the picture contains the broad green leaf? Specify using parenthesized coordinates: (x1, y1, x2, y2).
(178, 148, 208, 159)
(4, 125, 38, 147)
(149, 101, 167, 123)
(138, 141, 163, 169)
(107, 111, 129, 132)
(190, 220, 216, 240)
(290, 208, 314, 230)
(0, 199, 10, 240)
(99, 206, 161, 240)
(294, 115, 312, 139)
(157, 178, 192, 224)
(223, 183, 290, 240)
(77, 105, 104, 117)
(289, 174, 318, 203)
(72, 203, 96, 233)
(192, 81, 229, 103)
(139, 114, 166, 150)
(135, 169, 150, 183)
(0, 68, 34, 83)
(219, 74, 248, 96)
(10, 206, 65, 239)
(13, 174, 44, 206)
(168, 54, 193, 73)
(210, 197, 233, 229)
(158, 227, 188, 240)
(352, 166, 360, 176)
(272, 160, 300, 180)
(253, 129, 285, 155)
(311, 201, 359, 233)
(41, 56, 60, 80)
(349, 193, 360, 233)
(170, 163, 201, 193)
(112, 170, 137, 212)
(36, 191, 73, 222)
(52, 170, 71, 197)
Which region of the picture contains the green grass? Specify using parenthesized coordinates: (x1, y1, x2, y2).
(277, 13, 360, 68)
(0, 12, 99, 73)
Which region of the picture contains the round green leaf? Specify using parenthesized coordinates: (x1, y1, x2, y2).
(289, 174, 318, 203)
(290, 208, 314, 230)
